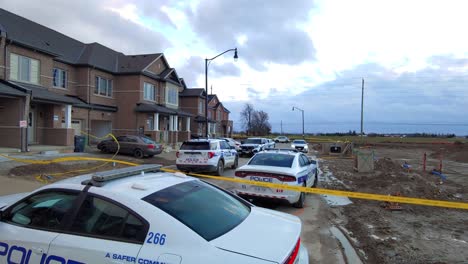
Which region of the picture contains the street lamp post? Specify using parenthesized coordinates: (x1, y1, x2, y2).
(205, 48, 238, 138)
(292, 106, 305, 139)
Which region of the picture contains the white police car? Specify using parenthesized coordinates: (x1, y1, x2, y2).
(176, 139, 238, 175)
(0, 165, 308, 264)
(234, 149, 318, 208)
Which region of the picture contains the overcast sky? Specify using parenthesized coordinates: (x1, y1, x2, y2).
(2, 0, 468, 134)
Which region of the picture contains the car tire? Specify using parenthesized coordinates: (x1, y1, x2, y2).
(216, 160, 224, 176)
(231, 156, 239, 169)
(147, 155, 154, 158)
(293, 183, 306, 208)
(133, 149, 144, 159)
(312, 171, 318, 187)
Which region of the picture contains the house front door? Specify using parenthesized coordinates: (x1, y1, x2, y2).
(28, 110, 35, 144)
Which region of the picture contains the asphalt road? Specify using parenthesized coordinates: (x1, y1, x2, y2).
(202, 143, 349, 263)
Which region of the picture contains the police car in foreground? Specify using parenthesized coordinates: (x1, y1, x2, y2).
(0, 165, 308, 264)
(176, 139, 238, 175)
(234, 149, 318, 208)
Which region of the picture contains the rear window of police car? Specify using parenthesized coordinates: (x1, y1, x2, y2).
(143, 180, 250, 241)
(248, 153, 295, 168)
(180, 142, 216, 150)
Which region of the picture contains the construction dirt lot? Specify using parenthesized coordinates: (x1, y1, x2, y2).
(320, 143, 468, 264)
(0, 142, 467, 263)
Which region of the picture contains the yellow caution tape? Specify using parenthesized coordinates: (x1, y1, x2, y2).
(1, 145, 467, 210)
(161, 168, 468, 210)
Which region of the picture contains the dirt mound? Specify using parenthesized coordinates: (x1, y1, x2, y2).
(375, 157, 405, 173)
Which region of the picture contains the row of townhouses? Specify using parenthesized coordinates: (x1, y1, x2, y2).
(0, 9, 233, 150)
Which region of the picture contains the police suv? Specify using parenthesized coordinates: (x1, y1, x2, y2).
(0, 165, 308, 264)
(176, 139, 238, 175)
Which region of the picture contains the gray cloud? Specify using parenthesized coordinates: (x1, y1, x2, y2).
(211, 62, 241, 77)
(0, 0, 171, 55)
(188, 0, 316, 70)
(226, 57, 468, 134)
(177, 56, 205, 87)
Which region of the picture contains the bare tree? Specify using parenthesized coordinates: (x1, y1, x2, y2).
(251, 110, 271, 135)
(240, 103, 254, 135)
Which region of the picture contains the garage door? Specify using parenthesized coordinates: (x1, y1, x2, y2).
(90, 120, 112, 143)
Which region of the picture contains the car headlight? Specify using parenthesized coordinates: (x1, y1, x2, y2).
(304, 145, 308, 149)
(291, 145, 295, 148)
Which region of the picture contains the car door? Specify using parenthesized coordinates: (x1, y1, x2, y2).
(299, 155, 314, 187)
(220, 141, 234, 166)
(297, 155, 311, 186)
(125, 136, 140, 155)
(0, 190, 79, 264)
(110, 136, 127, 153)
(47, 193, 148, 264)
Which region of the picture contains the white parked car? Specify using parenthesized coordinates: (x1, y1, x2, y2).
(266, 139, 276, 149)
(176, 139, 238, 175)
(0, 165, 308, 264)
(239, 138, 268, 157)
(291, 139, 309, 153)
(234, 150, 318, 208)
(274, 136, 290, 143)
(220, 137, 241, 151)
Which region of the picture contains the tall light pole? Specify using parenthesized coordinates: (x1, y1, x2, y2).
(292, 106, 305, 139)
(360, 78, 364, 138)
(205, 48, 238, 138)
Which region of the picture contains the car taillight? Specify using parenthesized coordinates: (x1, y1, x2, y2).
(176, 151, 180, 158)
(235, 171, 248, 177)
(148, 144, 155, 149)
(208, 152, 215, 159)
(284, 238, 301, 264)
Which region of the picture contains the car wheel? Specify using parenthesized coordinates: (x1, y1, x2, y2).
(313, 171, 318, 187)
(293, 183, 306, 208)
(133, 149, 144, 159)
(216, 160, 224, 176)
(231, 156, 239, 169)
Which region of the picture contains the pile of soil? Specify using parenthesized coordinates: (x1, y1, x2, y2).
(324, 155, 468, 264)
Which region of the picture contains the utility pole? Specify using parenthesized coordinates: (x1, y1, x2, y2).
(281, 120, 283, 135)
(210, 85, 213, 95)
(360, 78, 364, 138)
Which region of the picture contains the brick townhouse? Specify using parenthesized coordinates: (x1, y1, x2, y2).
(0, 8, 191, 150)
(179, 89, 233, 138)
(207, 94, 233, 138)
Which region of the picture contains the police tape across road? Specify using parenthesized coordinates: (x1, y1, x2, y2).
(159, 168, 468, 210)
(0, 154, 467, 210)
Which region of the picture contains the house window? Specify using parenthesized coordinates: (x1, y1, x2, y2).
(95, 76, 112, 97)
(148, 115, 154, 130)
(198, 101, 204, 114)
(53, 68, 67, 88)
(144, 82, 156, 101)
(208, 111, 212, 119)
(218, 110, 222, 121)
(9, 53, 40, 84)
(165, 83, 178, 106)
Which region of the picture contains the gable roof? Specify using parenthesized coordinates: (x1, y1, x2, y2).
(180, 88, 206, 97)
(0, 8, 179, 83)
(208, 94, 219, 103)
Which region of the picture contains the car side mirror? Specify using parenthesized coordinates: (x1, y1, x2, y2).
(0, 204, 7, 220)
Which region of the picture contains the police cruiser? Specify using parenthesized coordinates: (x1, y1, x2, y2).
(176, 139, 238, 175)
(234, 149, 319, 208)
(0, 165, 308, 263)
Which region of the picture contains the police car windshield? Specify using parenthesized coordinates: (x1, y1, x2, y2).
(143, 180, 250, 241)
(248, 153, 295, 168)
(245, 139, 262, 144)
